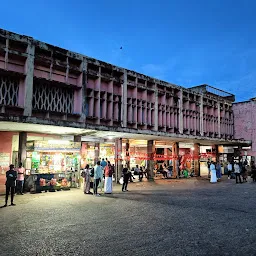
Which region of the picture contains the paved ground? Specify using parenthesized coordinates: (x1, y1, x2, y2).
(0, 177, 256, 256)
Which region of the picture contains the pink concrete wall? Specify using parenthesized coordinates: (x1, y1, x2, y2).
(233, 101, 256, 157)
(0, 132, 14, 193)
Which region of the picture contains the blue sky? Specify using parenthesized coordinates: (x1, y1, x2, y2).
(1, 0, 255, 101)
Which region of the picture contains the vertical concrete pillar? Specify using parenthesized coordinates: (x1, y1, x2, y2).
(80, 57, 87, 121)
(193, 143, 200, 176)
(94, 142, 100, 165)
(125, 139, 130, 169)
(213, 145, 219, 162)
(200, 96, 204, 136)
(146, 140, 155, 180)
(115, 138, 123, 183)
(172, 142, 179, 178)
(95, 69, 101, 124)
(122, 70, 127, 128)
(74, 136, 82, 175)
(179, 89, 183, 134)
(23, 41, 35, 116)
(217, 102, 221, 138)
(154, 87, 158, 131)
(18, 132, 27, 166)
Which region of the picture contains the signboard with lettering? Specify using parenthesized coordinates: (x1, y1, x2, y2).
(26, 141, 81, 152)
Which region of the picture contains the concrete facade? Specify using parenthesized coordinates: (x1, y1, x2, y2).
(0, 28, 236, 143)
(233, 98, 256, 158)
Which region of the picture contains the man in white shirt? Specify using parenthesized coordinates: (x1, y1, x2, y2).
(227, 162, 233, 179)
(93, 161, 103, 196)
(234, 162, 242, 184)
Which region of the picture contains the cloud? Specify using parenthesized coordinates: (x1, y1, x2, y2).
(141, 58, 177, 80)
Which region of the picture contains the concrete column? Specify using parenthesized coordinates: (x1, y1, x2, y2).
(200, 96, 204, 136)
(146, 140, 155, 180)
(121, 70, 127, 127)
(179, 89, 183, 134)
(193, 143, 200, 176)
(125, 139, 130, 169)
(115, 138, 123, 183)
(80, 57, 87, 121)
(18, 132, 27, 166)
(94, 142, 100, 165)
(154, 88, 158, 131)
(23, 41, 35, 116)
(217, 102, 221, 138)
(213, 145, 219, 162)
(95, 70, 101, 124)
(172, 142, 179, 178)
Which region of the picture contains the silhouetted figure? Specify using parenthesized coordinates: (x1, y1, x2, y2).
(4, 164, 17, 207)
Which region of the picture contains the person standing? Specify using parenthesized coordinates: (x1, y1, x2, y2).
(251, 161, 256, 182)
(82, 164, 92, 194)
(16, 163, 25, 195)
(122, 165, 130, 192)
(210, 161, 217, 183)
(227, 162, 233, 179)
(4, 164, 17, 207)
(216, 161, 222, 180)
(207, 159, 211, 178)
(93, 161, 103, 196)
(104, 161, 113, 194)
(234, 162, 242, 184)
(100, 158, 107, 169)
(242, 164, 248, 182)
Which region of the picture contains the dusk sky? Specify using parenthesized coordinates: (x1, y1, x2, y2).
(1, 0, 255, 102)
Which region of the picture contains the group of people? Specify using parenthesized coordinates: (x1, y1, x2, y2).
(156, 164, 173, 178)
(81, 158, 114, 197)
(3, 163, 25, 207)
(133, 165, 149, 181)
(208, 159, 256, 184)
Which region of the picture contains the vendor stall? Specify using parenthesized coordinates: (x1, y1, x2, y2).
(25, 140, 81, 192)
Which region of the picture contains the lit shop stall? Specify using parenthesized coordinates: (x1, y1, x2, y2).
(25, 140, 81, 192)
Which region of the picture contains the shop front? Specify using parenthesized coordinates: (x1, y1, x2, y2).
(25, 140, 81, 192)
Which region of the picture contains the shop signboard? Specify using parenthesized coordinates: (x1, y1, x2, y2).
(27, 141, 81, 152)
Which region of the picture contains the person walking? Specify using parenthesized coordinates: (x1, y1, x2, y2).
(227, 162, 233, 179)
(82, 164, 92, 194)
(122, 165, 130, 192)
(93, 161, 103, 196)
(16, 163, 25, 195)
(234, 162, 242, 184)
(210, 161, 217, 183)
(4, 164, 17, 207)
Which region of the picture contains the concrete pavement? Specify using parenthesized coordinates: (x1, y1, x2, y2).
(0, 177, 256, 256)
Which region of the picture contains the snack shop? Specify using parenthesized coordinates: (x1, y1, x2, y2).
(25, 140, 81, 192)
